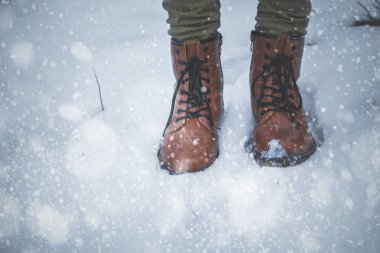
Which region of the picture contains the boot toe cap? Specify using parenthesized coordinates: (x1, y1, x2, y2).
(254, 125, 316, 156)
(159, 135, 218, 173)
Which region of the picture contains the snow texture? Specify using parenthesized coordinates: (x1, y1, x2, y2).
(0, 0, 379, 252)
(260, 139, 287, 158)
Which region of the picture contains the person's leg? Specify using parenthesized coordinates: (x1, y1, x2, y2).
(159, 0, 224, 174)
(255, 0, 312, 35)
(162, 0, 221, 41)
(246, 0, 316, 167)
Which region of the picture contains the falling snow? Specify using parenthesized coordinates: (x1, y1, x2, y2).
(0, 0, 379, 252)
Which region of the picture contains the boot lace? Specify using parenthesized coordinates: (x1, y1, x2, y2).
(163, 56, 214, 134)
(253, 54, 302, 121)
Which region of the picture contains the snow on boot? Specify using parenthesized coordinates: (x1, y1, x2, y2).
(246, 31, 316, 167)
(158, 34, 224, 174)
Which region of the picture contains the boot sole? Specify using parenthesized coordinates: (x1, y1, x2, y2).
(157, 148, 219, 175)
(245, 138, 317, 167)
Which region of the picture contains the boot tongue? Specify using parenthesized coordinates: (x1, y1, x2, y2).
(184, 41, 205, 108)
(278, 34, 289, 53)
(183, 41, 206, 109)
(258, 53, 302, 122)
(185, 40, 199, 59)
(187, 57, 205, 106)
(173, 40, 213, 130)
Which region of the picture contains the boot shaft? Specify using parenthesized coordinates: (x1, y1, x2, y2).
(250, 31, 304, 81)
(171, 34, 223, 84)
(249, 32, 305, 125)
(166, 35, 224, 135)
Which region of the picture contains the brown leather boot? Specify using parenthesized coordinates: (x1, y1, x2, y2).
(158, 34, 224, 174)
(246, 31, 316, 167)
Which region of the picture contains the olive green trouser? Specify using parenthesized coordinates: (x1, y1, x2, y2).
(162, 0, 312, 41)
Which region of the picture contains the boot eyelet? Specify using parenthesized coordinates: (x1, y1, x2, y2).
(176, 49, 180, 55)
(203, 46, 209, 53)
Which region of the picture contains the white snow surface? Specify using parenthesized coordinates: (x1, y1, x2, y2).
(0, 0, 379, 252)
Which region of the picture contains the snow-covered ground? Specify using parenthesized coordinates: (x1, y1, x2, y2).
(1, 0, 379, 252)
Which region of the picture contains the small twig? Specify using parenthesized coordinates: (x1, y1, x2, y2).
(358, 1, 375, 19)
(352, 19, 380, 26)
(352, 1, 380, 26)
(190, 209, 198, 220)
(375, 0, 380, 11)
(92, 67, 105, 111)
